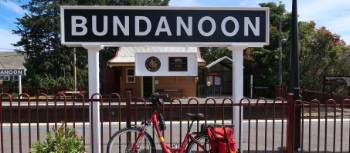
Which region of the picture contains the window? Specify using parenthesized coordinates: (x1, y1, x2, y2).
(12, 76, 18, 81)
(126, 68, 135, 83)
(207, 74, 222, 86)
(0, 76, 10, 81)
(206, 76, 213, 86)
(214, 76, 221, 85)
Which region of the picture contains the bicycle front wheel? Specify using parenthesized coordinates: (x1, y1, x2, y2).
(185, 134, 211, 153)
(107, 127, 156, 153)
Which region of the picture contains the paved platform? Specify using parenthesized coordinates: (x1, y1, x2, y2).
(0, 120, 349, 152)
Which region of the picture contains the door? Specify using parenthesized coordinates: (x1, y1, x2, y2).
(143, 76, 153, 97)
(114, 68, 121, 93)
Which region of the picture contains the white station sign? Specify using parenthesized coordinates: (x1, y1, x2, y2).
(0, 69, 25, 76)
(135, 52, 197, 76)
(61, 6, 269, 47)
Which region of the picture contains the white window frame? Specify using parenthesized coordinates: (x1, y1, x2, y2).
(126, 68, 136, 83)
(0, 76, 10, 81)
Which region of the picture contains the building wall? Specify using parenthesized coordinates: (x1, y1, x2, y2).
(155, 76, 196, 97)
(119, 67, 142, 97)
(207, 64, 232, 95)
(115, 67, 197, 98)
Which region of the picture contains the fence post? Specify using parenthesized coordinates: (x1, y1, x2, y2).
(126, 91, 132, 147)
(287, 93, 295, 153)
(126, 90, 132, 128)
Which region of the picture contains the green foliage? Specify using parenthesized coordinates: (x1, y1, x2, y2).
(200, 2, 350, 96)
(200, 2, 291, 94)
(14, 0, 169, 92)
(24, 74, 79, 90)
(14, 0, 87, 91)
(299, 23, 350, 94)
(246, 2, 292, 88)
(30, 124, 84, 153)
(201, 47, 232, 64)
(13, 0, 350, 96)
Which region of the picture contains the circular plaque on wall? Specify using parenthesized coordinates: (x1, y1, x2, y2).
(145, 56, 161, 72)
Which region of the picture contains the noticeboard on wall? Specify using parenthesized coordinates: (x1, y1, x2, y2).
(135, 52, 197, 76)
(169, 57, 188, 72)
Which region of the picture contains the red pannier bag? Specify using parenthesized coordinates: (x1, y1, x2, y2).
(207, 126, 237, 153)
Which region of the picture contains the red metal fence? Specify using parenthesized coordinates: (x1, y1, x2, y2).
(0, 92, 349, 153)
(298, 98, 350, 153)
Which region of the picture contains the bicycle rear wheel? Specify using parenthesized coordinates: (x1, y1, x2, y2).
(185, 134, 211, 153)
(107, 127, 156, 153)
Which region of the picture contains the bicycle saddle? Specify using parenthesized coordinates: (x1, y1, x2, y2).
(185, 113, 205, 120)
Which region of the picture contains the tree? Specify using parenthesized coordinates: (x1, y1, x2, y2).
(252, 3, 350, 96)
(200, 2, 350, 97)
(299, 23, 350, 95)
(14, 0, 169, 92)
(200, 2, 291, 97)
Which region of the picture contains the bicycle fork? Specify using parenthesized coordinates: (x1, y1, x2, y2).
(130, 128, 145, 152)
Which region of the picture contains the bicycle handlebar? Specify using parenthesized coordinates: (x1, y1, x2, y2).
(149, 93, 169, 108)
(149, 93, 169, 131)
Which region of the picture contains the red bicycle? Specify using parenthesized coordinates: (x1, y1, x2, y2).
(107, 94, 211, 153)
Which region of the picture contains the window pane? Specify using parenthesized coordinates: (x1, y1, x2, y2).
(128, 76, 135, 83)
(127, 69, 134, 76)
(214, 76, 221, 85)
(207, 76, 213, 82)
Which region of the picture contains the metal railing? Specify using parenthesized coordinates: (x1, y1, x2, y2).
(298, 98, 350, 153)
(0, 92, 349, 153)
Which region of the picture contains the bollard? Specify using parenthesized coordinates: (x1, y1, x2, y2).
(287, 93, 295, 153)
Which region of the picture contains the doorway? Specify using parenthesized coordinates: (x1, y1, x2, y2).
(143, 76, 153, 97)
(114, 68, 121, 93)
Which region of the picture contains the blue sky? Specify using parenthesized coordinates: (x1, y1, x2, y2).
(0, 0, 25, 51)
(0, 0, 350, 51)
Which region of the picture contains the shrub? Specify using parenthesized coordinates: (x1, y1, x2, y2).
(30, 124, 85, 153)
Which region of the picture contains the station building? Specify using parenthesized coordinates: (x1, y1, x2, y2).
(104, 47, 206, 98)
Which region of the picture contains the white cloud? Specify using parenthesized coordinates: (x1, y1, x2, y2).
(255, 0, 350, 44)
(169, 0, 202, 6)
(298, 0, 350, 21)
(296, 0, 350, 44)
(0, 1, 24, 15)
(0, 28, 20, 51)
(322, 15, 350, 34)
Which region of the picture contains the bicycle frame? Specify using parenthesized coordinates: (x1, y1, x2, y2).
(132, 111, 208, 153)
(151, 111, 208, 153)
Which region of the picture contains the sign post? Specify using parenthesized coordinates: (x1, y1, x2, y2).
(229, 46, 246, 145)
(18, 75, 22, 95)
(60, 6, 269, 153)
(85, 45, 103, 153)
